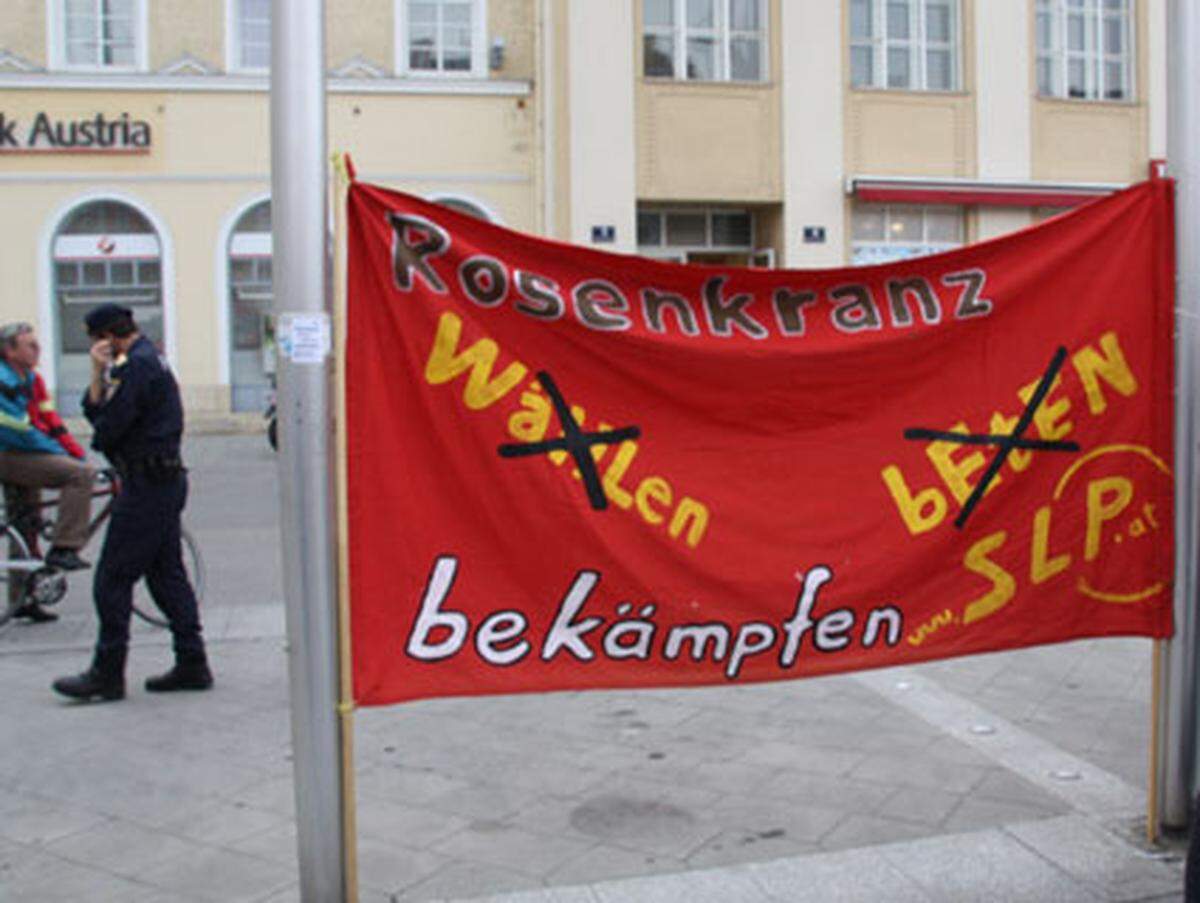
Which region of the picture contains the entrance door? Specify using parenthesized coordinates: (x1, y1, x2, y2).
(228, 201, 274, 412)
(52, 200, 163, 414)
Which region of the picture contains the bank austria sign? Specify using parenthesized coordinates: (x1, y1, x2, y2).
(0, 111, 151, 153)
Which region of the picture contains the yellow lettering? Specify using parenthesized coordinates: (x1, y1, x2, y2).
(1018, 374, 1073, 441)
(1130, 518, 1147, 538)
(602, 441, 638, 508)
(1072, 331, 1138, 415)
(1030, 505, 1071, 584)
(669, 497, 709, 548)
(635, 476, 673, 525)
(963, 531, 1016, 625)
(926, 422, 997, 505)
(1086, 476, 1133, 560)
(881, 465, 947, 535)
(507, 388, 551, 442)
(425, 311, 527, 410)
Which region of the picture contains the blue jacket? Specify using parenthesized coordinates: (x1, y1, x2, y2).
(0, 360, 64, 455)
(82, 336, 183, 464)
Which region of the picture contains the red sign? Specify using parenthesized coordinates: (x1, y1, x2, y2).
(346, 180, 1175, 707)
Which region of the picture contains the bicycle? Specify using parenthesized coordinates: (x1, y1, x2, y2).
(0, 469, 205, 630)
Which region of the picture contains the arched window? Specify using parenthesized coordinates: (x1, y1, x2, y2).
(228, 200, 274, 412)
(52, 199, 163, 412)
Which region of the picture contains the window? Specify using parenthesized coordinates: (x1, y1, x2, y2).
(851, 205, 962, 265)
(638, 207, 758, 263)
(850, 0, 958, 91)
(227, 201, 275, 411)
(52, 199, 163, 412)
(230, 0, 271, 72)
(397, 0, 486, 76)
(1036, 0, 1132, 101)
(53, 0, 146, 70)
(643, 0, 767, 82)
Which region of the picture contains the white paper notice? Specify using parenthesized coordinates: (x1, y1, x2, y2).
(278, 313, 331, 365)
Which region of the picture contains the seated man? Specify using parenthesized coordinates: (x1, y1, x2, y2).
(0, 322, 93, 622)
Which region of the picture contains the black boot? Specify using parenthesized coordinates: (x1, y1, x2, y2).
(52, 648, 126, 702)
(145, 649, 213, 693)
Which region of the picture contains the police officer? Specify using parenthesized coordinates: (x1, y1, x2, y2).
(53, 304, 212, 702)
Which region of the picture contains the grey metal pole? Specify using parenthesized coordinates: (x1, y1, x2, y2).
(270, 0, 347, 897)
(1160, 0, 1200, 830)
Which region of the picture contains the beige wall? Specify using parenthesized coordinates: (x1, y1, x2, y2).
(0, 0, 1168, 412)
(327, 1, 394, 72)
(1030, 0, 1149, 182)
(634, 0, 781, 203)
(489, 0, 536, 81)
(844, 0, 977, 178)
(0, 1, 536, 79)
(0, 86, 537, 409)
(550, 0, 571, 240)
(1, 1, 44, 67)
(152, 2, 223, 71)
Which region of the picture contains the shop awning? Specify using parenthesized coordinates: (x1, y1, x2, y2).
(846, 175, 1126, 208)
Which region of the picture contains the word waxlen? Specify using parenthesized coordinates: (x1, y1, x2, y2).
(388, 212, 993, 342)
(405, 556, 903, 679)
(424, 310, 712, 549)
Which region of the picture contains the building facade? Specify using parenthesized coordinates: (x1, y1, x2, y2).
(0, 1, 1166, 415)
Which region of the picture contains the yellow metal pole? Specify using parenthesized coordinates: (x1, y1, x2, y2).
(331, 149, 359, 903)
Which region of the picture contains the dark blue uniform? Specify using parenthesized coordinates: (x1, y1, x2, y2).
(82, 336, 203, 658)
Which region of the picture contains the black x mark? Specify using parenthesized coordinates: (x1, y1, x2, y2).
(904, 346, 1081, 529)
(498, 371, 641, 511)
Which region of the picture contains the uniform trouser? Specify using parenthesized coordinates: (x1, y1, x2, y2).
(94, 471, 204, 657)
(0, 451, 94, 550)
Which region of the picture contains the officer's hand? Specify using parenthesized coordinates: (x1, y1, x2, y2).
(89, 339, 113, 373)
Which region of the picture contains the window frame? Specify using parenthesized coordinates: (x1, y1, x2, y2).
(226, 0, 272, 75)
(395, 0, 488, 78)
(850, 204, 964, 266)
(637, 207, 757, 260)
(642, 0, 770, 84)
(47, 0, 149, 73)
(849, 0, 961, 92)
(1035, 0, 1135, 103)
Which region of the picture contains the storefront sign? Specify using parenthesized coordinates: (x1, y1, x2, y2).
(345, 179, 1175, 707)
(0, 111, 152, 153)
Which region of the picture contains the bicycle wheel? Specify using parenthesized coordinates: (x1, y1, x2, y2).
(0, 524, 34, 629)
(132, 526, 206, 629)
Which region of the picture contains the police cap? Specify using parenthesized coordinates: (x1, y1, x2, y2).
(85, 303, 134, 336)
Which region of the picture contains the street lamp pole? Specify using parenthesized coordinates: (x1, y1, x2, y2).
(270, 0, 347, 898)
(1160, 0, 1200, 830)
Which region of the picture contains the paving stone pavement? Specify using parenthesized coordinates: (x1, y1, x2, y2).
(0, 434, 1188, 900)
(0, 626, 1186, 901)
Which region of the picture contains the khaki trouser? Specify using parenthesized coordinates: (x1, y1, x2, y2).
(0, 451, 94, 550)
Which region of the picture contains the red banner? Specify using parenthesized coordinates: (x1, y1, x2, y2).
(346, 179, 1175, 707)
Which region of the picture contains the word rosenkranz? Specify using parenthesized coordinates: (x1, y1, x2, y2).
(406, 557, 904, 679)
(388, 212, 992, 341)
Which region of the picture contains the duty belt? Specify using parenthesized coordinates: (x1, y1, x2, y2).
(119, 453, 185, 480)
